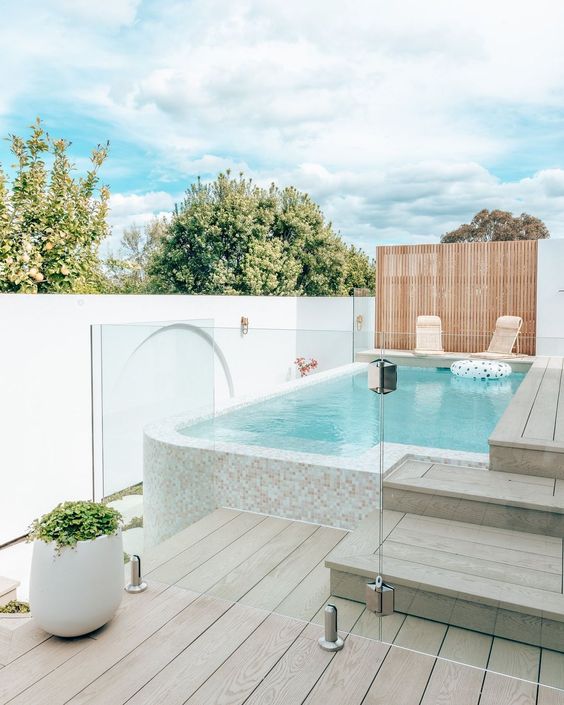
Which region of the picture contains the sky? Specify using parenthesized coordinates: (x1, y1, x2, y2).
(1, 0, 564, 254)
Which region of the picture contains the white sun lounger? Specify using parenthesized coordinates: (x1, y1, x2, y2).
(414, 315, 444, 355)
(471, 315, 523, 359)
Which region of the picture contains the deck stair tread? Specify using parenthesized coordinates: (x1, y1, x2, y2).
(0, 576, 19, 605)
(326, 509, 564, 622)
(385, 459, 564, 513)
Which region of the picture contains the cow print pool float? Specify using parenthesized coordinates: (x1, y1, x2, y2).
(450, 359, 512, 380)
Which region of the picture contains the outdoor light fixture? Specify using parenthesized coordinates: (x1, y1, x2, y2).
(368, 358, 397, 395)
(240, 316, 249, 335)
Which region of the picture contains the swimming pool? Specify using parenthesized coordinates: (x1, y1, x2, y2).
(182, 366, 524, 456)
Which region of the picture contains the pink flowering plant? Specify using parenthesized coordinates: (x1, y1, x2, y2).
(295, 357, 318, 377)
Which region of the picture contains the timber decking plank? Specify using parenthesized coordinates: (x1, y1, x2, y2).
(177, 516, 291, 594)
(208, 521, 319, 602)
(388, 524, 561, 574)
(362, 646, 435, 705)
(438, 626, 492, 669)
(302, 634, 389, 705)
(142, 508, 242, 573)
(242, 623, 334, 705)
(524, 357, 563, 441)
(147, 511, 266, 585)
(382, 540, 561, 591)
(127, 603, 268, 705)
(393, 615, 447, 655)
(487, 637, 540, 682)
(420, 658, 484, 705)
(67, 594, 231, 705)
(184, 613, 305, 705)
(397, 513, 562, 557)
(0, 636, 91, 705)
(7, 586, 197, 705)
(479, 672, 537, 705)
(239, 526, 346, 612)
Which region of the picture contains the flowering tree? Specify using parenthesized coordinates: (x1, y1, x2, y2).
(0, 119, 110, 293)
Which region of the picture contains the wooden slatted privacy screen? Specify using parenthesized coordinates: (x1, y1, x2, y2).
(375, 241, 538, 355)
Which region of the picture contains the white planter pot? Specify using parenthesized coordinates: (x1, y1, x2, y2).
(30, 531, 123, 637)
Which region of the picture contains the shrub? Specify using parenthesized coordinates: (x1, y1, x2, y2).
(28, 501, 122, 553)
(0, 600, 30, 614)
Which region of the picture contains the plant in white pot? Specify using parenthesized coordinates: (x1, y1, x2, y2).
(29, 501, 123, 637)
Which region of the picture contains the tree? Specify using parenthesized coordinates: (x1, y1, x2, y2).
(148, 172, 374, 296)
(441, 209, 549, 243)
(0, 119, 110, 293)
(105, 219, 167, 293)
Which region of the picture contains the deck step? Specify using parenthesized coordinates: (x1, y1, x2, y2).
(0, 576, 19, 607)
(383, 459, 564, 538)
(326, 509, 564, 649)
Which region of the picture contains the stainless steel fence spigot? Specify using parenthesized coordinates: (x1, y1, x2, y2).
(125, 554, 147, 593)
(318, 604, 344, 651)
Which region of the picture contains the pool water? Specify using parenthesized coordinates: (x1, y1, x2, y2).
(182, 367, 524, 456)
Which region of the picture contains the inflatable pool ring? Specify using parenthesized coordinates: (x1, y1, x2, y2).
(450, 359, 512, 380)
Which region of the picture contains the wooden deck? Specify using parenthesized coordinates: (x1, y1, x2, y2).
(490, 356, 564, 477)
(3, 508, 563, 704)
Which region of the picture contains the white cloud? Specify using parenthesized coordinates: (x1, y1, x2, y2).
(2, 0, 564, 250)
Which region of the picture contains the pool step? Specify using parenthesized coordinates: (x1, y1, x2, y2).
(326, 509, 564, 649)
(383, 458, 564, 538)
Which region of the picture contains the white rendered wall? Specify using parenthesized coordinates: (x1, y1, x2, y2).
(536, 239, 564, 355)
(0, 294, 353, 544)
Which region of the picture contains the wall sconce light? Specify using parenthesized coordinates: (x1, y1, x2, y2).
(356, 314, 364, 331)
(241, 316, 249, 335)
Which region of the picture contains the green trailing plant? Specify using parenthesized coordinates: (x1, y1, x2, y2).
(102, 482, 143, 504)
(123, 516, 143, 532)
(28, 501, 122, 553)
(0, 600, 30, 614)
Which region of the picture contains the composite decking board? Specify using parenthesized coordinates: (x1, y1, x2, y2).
(0, 635, 91, 705)
(238, 526, 347, 612)
(6, 586, 198, 705)
(183, 613, 306, 705)
(274, 560, 332, 623)
(147, 511, 267, 585)
(66, 594, 232, 705)
(385, 472, 564, 513)
(479, 671, 537, 705)
(382, 539, 562, 592)
(539, 686, 564, 705)
(491, 356, 549, 443)
(554, 369, 564, 444)
(176, 515, 292, 594)
(541, 649, 564, 689)
(362, 645, 435, 705)
(0, 617, 51, 666)
(396, 513, 562, 557)
(142, 508, 242, 573)
(424, 464, 556, 489)
(208, 521, 319, 602)
(487, 637, 541, 682)
(387, 525, 562, 576)
(524, 358, 563, 442)
(331, 552, 564, 621)
(126, 603, 269, 705)
(327, 509, 404, 561)
(352, 609, 407, 644)
(242, 623, 336, 705)
(393, 615, 448, 656)
(438, 625, 492, 669)
(301, 634, 389, 705)
(419, 658, 485, 705)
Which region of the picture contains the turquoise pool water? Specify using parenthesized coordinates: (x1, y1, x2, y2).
(182, 367, 524, 456)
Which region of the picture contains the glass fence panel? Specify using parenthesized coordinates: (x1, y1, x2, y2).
(130, 324, 387, 646)
(95, 319, 215, 564)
